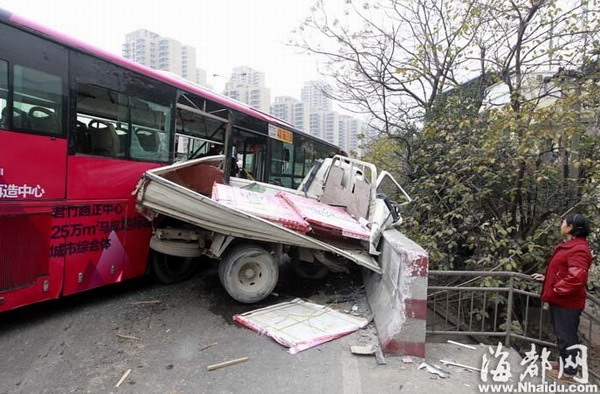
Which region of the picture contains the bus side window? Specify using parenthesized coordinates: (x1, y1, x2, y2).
(130, 97, 171, 162)
(75, 83, 128, 159)
(0, 60, 7, 129)
(12, 65, 63, 136)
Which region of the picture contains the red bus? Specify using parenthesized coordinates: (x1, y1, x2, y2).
(0, 9, 338, 312)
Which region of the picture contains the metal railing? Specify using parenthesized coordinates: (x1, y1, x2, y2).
(427, 270, 600, 381)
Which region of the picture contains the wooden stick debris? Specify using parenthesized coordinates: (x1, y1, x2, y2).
(117, 333, 140, 341)
(199, 342, 218, 351)
(440, 359, 481, 371)
(207, 357, 249, 371)
(128, 300, 161, 305)
(114, 369, 131, 389)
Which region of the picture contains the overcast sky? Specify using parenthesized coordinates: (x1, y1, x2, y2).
(0, 0, 327, 99)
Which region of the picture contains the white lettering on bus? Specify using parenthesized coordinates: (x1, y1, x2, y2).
(0, 183, 46, 199)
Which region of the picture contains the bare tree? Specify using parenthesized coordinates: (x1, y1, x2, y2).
(293, 0, 487, 165)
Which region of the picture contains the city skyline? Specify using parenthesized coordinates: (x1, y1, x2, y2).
(0, 0, 327, 100)
(119, 27, 372, 154)
(119, 26, 372, 154)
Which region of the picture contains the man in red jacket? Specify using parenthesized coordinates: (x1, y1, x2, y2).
(532, 213, 593, 382)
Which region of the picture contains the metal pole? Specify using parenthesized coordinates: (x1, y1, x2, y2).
(505, 276, 514, 346)
(223, 110, 233, 184)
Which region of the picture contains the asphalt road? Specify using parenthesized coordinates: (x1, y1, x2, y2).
(0, 264, 398, 394)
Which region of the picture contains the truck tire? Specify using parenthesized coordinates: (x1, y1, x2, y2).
(218, 244, 278, 304)
(150, 250, 197, 284)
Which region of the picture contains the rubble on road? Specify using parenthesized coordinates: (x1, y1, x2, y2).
(418, 362, 450, 378)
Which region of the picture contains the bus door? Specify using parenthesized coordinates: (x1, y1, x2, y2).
(268, 126, 295, 188)
(233, 128, 268, 182)
(0, 25, 69, 310)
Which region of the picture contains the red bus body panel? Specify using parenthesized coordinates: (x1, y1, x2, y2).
(0, 129, 161, 310)
(0, 130, 67, 200)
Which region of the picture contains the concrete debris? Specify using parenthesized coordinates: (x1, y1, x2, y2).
(401, 356, 414, 364)
(206, 357, 249, 371)
(350, 345, 377, 355)
(447, 340, 477, 350)
(375, 347, 386, 365)
(418, 362, 449, 378)
(114, 368, 131, 389)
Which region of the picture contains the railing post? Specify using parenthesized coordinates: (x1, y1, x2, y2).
(505, 276, 514, 346)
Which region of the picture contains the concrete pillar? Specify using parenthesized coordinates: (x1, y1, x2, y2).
(365, 230, 429, 357)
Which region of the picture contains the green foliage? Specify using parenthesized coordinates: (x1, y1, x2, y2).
(364, 78, 600, 274)
(300, 0, 600, 278)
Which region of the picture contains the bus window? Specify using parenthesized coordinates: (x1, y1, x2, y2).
(75, 83, 128, 159)
(12, 65, 63, 136)
(175, 105, 226, 161)
(292, 138, 307, 189)
(0, 60, 7, 129)
(130, 97, 171, 162)
(234, 128, 267, 181)
(270, 140, 294, 188)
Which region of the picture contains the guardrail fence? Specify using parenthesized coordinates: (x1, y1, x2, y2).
(427, 270, 600, 381)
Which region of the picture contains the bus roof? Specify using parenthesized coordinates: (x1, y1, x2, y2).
(1, 8, 334, 147)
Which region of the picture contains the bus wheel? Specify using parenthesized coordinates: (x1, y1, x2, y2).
(218, 244, 278, 304)
(292, 259, 330, 280)
(150, 251, 197, 284)
(289, 248, 329, 280)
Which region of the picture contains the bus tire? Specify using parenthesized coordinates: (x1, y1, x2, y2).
(150, 250, 197, 284)
(218, 244, 278, 304)
(292, 259, 330, 280)
(149, 236, 202, 258)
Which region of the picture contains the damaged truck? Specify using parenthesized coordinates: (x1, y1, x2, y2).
(135, 154, 412, 304)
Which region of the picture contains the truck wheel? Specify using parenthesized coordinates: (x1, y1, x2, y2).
(150, 250, 197, 284)
(218, 244, 278, 304)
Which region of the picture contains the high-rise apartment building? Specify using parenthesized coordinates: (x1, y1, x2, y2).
(270, 96, 309, 132)
(266, 80, 377, 157)
(306, 111, 339, 144)
(339, 116, 370, 154)
(181, 45, 197, 83)
(223, 66, 271, 112)
(301, 81, 332, 112)
(339, 115, 351, 153)
(122, 29, 208, 87)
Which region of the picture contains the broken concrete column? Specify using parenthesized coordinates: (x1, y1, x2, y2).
(365, 230, 428, 357)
